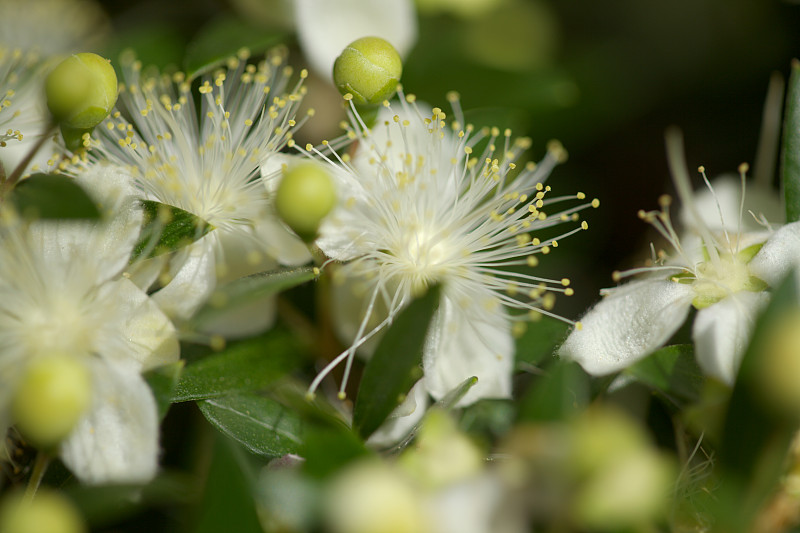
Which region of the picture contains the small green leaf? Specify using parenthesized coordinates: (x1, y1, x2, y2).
(353, 285, 441, 439)
(518, 359, 589, 422)
(184, 15, 288, 79)
(198, 393, 302, 458)
(782, 59, 800, 223)
(192, 267, 317, 328)
(625, 344, 703, 405)
(302, 423, 372, 480)
(144, 361, 184, 420)
(435, 376, 479, 410)
(131, 200, 211, 261)
(173, 330, 304, 402)
(9, 173, 100, 220)
(515, 315, 571, 369)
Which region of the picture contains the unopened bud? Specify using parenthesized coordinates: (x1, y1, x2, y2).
(45, 53, 117, 129)
(12, 354, 91, 449)
(0, 489, 86, 533)
(275, 162, 336, 241)
(333, 37, 402, 105)
(324, 461, 427, 533)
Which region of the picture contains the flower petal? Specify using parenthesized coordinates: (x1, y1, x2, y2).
(294, 0, 417, 81)
(100, 278, 179, 371)
(60, 358, 160, 485)
(559, 280, 695, 375)
(748, 221, 800, 287)
(152, 238, 217, 321)
(423, 289, 513, 406)
(366, 380, 429, 448)
(692, 290, 769, 385)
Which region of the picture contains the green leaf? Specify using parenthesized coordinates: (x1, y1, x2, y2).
(184, 15, 288, 79)
(435, 376, 479, 410)
(194, 437, 263, 533)
(625, 344, 703, 405)
(712, 273, 800, 532)
(173, 330, 304, 402)
(518, 359, 589, 422)
(192, 267, 317, 328)
(353, 285, 442, 439)
(144, 361, 184, 420)
(9, 173, 100, 220)
(131, 200, 211, 261)
(515, 315, 571, 369)
(783, 59, 800, 223)
(198, 393, 302, 458)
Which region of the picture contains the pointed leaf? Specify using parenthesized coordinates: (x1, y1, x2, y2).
(302, 423, 371, 480)
(713, 273, 800, 532)
(515, 315, 571, 369)
(198, 393, 302, 458)
(144, 361, 184, 420)
(10, 173, 100, 220)
(131, 200, 211, 261)
(353, 285, 441, 439)
(173, 330, 304, 402)
(783, 59, 800, 222)
(192, 267, 317, 328)
(625, 344, 703, 404)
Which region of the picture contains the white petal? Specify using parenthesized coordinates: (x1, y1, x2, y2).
(152, 238, 217, 321)
(367, 380, 429, 448)
(692, 291, 769, 385)
(294, 0, 417, 81)
(748, 221, 800, 287)
(559, 280, 695, 375)
(100, 278, 179, 371)
(60, 358, 160, 485)
(423, 290, 514, 406)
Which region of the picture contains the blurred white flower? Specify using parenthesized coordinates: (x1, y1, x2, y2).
(294, 0, 417, 81)
(82, 49, 312, 335)
(306, 94, 593, 405)
(560, 131, 794, 384)
(0, 166, 179, 484)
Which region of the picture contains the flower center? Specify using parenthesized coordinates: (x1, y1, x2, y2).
(682, 246, 767, 309)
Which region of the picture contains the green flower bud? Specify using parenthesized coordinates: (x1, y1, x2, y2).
(12, 354, 91, 449)
(333, 37, 402, 105)
(275, 162, 337, 241)
(45, 53, 118, 129)
(0, 490, 86, 533)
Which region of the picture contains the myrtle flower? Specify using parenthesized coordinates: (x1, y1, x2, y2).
(80, 49, 312, 334)
(293, 0, 417, 81)
(0, 166, 179, 484)
(304, 93, 596, 405)
(560, 131, 793, 384)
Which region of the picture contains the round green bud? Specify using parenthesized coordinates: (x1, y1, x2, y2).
(275, 162, 337, 241)
(333, 37, 402, 105)
(0, 490, 86, 533)
(45, 53, 118, 129)
(12, 354, 91, 449)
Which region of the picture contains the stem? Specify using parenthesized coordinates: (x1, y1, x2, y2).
(1, 122, 57, 196)
(23, 452, 50, 502)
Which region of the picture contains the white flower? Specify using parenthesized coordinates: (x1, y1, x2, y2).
(559, 132, 793, 384)
(293, 0, 417, 81)
(0, 166, 179, 484)
(305, 94, 594, 405)
(81, 49, 312, 335)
